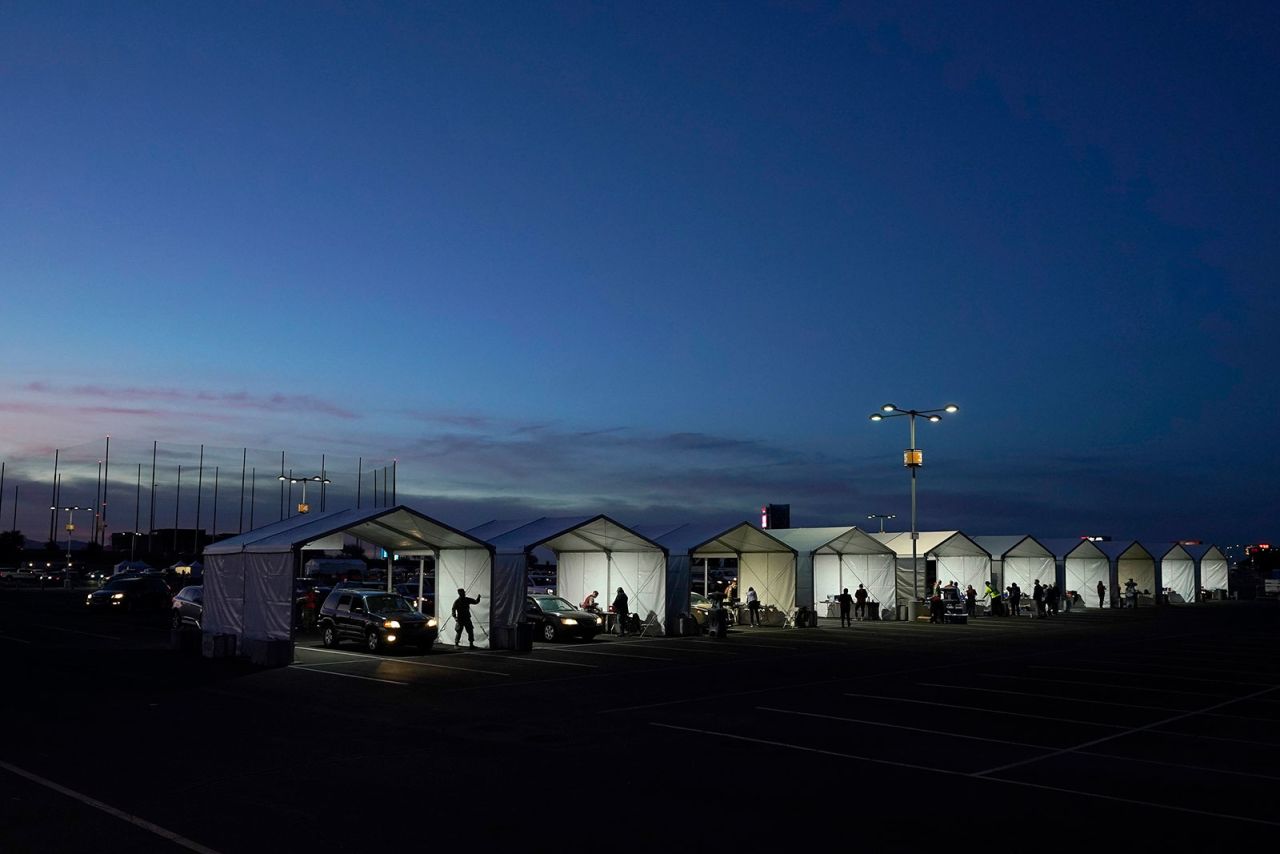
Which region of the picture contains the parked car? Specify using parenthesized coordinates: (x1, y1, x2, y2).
(317, 589, 438, 653)
(171, 585, 203, 629)
(524, 594, 604, 642)
(394, 582, 434, 614)
(85, 575, 173, 612)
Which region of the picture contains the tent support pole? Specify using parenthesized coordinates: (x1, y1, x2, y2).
(418, 556, 426, 614)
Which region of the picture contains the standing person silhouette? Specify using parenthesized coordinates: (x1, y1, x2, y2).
(837, 588, 853, 627)
(612, 586, 630, 636)
(746, 586, 761, 626)
(1097, 580, 1106, 609)
(451, 588, 481, 648)
(854, 584, 868, 621)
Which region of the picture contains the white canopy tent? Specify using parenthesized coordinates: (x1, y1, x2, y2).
(632, 522, 737, 631)
(1185, 544, 1229, 598)
(1155, 543, 1196, 603)
(872, 531, 991, 602)
(1041, 539, 1110, 607)
(765, 527, 898, 619)
(661, 522, 797, 616)
(202, 505, 497, 658)
(469, 516, 669, 634)
(975, 536, 1055, 596)
(1097, 540, 1157, 605)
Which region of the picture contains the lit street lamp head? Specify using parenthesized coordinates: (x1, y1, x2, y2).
(881, 403, 897, 412)
(869, 413, 884, 422)
(944, 404, 959, 413)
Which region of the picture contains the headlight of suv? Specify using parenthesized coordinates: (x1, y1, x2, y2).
(560, 617, 578, 625)
(111, 593, 125, 600)
(383, 620, 401, 629)
(426, 618, 438, 628)
(596, 616, 604, 625)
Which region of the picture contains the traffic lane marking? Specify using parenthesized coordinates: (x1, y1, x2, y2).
(288, 665, 409, 686)
(0, 759, 224, 854)
(294, 645, 511, 677)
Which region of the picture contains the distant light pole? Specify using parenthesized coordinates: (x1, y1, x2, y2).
(51, 505, 83, 567)
(867, 513, 896, 534)
(868, 402, 958, 605)
(278, 474, 331, 515)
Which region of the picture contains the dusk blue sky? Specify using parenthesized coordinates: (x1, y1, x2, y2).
(2, 2, 1277, 545)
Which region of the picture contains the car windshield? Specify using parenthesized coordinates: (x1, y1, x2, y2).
(363, 594, 413, 613)
(690, 592, 710, 607)
(533, 596, 574, 612)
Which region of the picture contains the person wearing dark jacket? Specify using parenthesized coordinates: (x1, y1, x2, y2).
(1033, 580, 1045, 618)
(854, 584, 869, 621)
(837, 588, 854, 627)
(612, 587, 630, 636)
(451, 588, 481, 648)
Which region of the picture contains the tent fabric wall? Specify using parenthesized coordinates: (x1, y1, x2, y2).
(1118, 556, 1155, 595)
(1064, 557, 1111, 607)
(437, 547, 496, 649)
(243, 552, 294, 641)
(739, 551, 796, 613)
(1002, 556, 1056, 595)
(202, 553, 244, 639)
(1199, 556, 1229, 593)
(1183, 544, 1229, 599)
(935, 554, 990, 600)
(813, 553, 896, 616)
(557, 552, 608, 607)
(1158, 547, 1196, 602)
(610, 550, 667, 627)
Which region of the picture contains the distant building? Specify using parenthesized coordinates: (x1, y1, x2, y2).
(761, 503, 791, 529)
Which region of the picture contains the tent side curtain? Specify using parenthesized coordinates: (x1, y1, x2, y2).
(1161, 555, 1196, 602)
(437, 547, 497, 649)
(243, 552, 294, 641)
(1200, 556, 1229, 593)
(203, 553, 244, 639)
(665, 554, 691, 631)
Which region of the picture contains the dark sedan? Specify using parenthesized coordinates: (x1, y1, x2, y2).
(524, 594, 604, 642)
(85, 575, 172, 613)
(171, 585, 203, 629)
(317, 589, 439, 653)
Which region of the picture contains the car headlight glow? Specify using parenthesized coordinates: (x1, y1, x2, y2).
(385, 634, 396, 643)
(111, 593, 125, 600)
(383, 620, 401, 629)
(596, 616, 604, 625)
(560, 617, 578, 625)
(426, 618, 438, 628)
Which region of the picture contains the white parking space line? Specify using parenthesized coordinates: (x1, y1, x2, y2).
(42, 625, 122, 641)
(1031, 664, 1273, 688)
(294, 646, 511, 677)
(531, 646, 672, 662)
(609, 640, 738, 655)
(651, 722, 1280, 827)
(649, 722, 957, 774)
(480, 654, 597, 668)
(973, 683, 1280, 778)
(983, 673, 1237, 698)
(757, 706, 1048, 749)
(689, 639, 797, 651)
(0, 634, 32, 644)
(916, 683, 1274, 719)
(288, 665, 408, 686)
(842, 693, 1130, 729)
(0, 759, 224, 854)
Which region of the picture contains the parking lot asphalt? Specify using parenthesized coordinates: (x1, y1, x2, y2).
(2, 589, 1278, 852)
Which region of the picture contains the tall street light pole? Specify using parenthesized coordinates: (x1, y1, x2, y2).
(51, 505, 81, 568)
(867, 513, 896, 534)
(278, 474, 331, 516)
(869, 403, 958, 608)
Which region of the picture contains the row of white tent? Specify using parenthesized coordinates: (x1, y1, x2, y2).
(199, 505, 1229, 654)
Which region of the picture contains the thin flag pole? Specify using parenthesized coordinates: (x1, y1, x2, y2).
(94, 461, 102, 546)
(357, 457, 363, 509)
(174, 465, 182, 555)
(320, 453, 326, 512)
(211, 466, 219, 549)
(149, 441, 157, 538)
(238, 448, 247, 534)
(392, 459, 396, 505)
(194, 444, 204, 546)
(49, 449, 59, 544)
(249, 467, 256, 530)
(102, 435, 110, 547)
(278, 451, 285, 521)
(132, 463, 141, 562)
